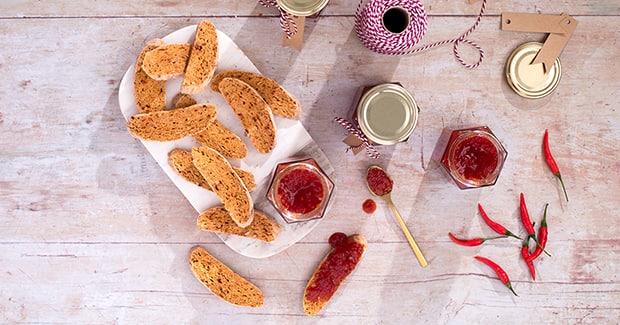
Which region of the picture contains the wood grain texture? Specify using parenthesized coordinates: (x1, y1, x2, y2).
(0, 1, 619, 324)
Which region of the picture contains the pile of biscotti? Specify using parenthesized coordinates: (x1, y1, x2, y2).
(126, 20, 304, 308)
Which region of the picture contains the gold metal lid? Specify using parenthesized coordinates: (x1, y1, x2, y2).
(506, 42, 562, 99)
(357, 83, 418, 145)
(276, 0, 329, 16)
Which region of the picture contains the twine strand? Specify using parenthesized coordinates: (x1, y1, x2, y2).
(258, 0, 297, 39)
(334, 117, 381, 159)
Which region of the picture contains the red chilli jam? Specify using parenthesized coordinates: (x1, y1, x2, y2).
(366, 167, 393, 196)
(439, 126, 507, 189)
(453, 135, 498, 181)
(362, 199, 377, 214)
(304, 234, 365, 302)
(266, 158, 334, 224)
(278, 168, 324, 214)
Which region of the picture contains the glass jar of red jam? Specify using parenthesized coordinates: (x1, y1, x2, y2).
(266, 157, 334, 223)
(439, 126, 507, 189)
(350, 83, 419, 145)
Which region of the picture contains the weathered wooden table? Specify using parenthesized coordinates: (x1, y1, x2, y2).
(1, 1, 618, 323)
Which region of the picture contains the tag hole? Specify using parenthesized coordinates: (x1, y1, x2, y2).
(505, 19, 511, 24)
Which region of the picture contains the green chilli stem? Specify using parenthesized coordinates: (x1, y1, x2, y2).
(556, 172, 569, 202)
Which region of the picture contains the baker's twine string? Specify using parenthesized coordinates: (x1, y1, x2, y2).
(355, 0, 487, 69)
(257, 0, 298, 39)
(333, 117, 381, 159)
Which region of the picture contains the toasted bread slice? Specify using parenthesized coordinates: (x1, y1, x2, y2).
(189, 246, 264, 308)
(197, 206, 281, 242)
(126, 103, 216, 141)
(171, 94, 248, 159)
(192, 146, 253, 227)
(181, 20, 218, 94)
(218, 78, 276, 153)
(193, 120, 248, 159)
(142, 43, 191, 80)
(168, 148, 255, 191)
(211, 70, 302, 120)
(303, 234, 367, 316)
(134, 39, 166, 113)
(172, 93, 197, 109)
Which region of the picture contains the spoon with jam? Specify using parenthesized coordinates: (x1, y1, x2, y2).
(366, 165, 428, 267)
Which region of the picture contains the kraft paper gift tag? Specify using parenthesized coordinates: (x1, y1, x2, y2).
(501, 12, 578, 72)
(343, 134, 366, 155)
(282, 15, 305, 51)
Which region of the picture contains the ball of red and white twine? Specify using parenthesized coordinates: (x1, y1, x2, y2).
(354, 0, 487, 69)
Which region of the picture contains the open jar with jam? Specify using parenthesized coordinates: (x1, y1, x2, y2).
(439, 126, 507, 189)
(266, 157, 334, 223)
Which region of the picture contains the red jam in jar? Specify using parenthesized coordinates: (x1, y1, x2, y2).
(439, 126, 507, 189)
(267, 158, 335, 223)
(277, 168, 324, 214)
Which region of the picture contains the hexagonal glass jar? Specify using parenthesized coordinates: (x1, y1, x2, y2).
(439, 126, 507, 189)
(266, 157, 334, 223)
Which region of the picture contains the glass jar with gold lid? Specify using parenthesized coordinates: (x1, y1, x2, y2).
(505, 42, 562, 99)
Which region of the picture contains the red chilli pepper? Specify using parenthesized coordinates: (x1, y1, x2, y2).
(544, 129, 569, 202)
(448, 233, 506, 246)
(478, 203, 521, 240)
(521, 239, 536, 281)
(519, 193, 536, 237)
(475, 256, 518, 296)
(527, 203, 550, 261)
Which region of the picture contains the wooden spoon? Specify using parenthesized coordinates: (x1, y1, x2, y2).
(366, 165, 428, 267)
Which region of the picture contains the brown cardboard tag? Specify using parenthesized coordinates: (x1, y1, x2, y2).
(530, 15, 577, 69)
(282, 15, 305, 51)
(501, 12, 570, 33)
(343, 134, 366, 155)
(501, 12, 578, 71)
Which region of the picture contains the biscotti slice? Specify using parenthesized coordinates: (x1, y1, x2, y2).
(218, 77, 276, 153)
(126, 103, 216, 141)
(210, 70, 302, 120)
(181, 20, 218, 94)
(189, 246, 264, 308)
(171, 94, 248, 159)
(193, 120, 248, 159)
(142, 43, 191, 80)
(134, 39, 166, 113)
(197, 206, 281, 242)
(304, 234, 367, 316)
(192, 146, 254, 227)
(172, 93, 197, 109)
(168, 148, 255, 191)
